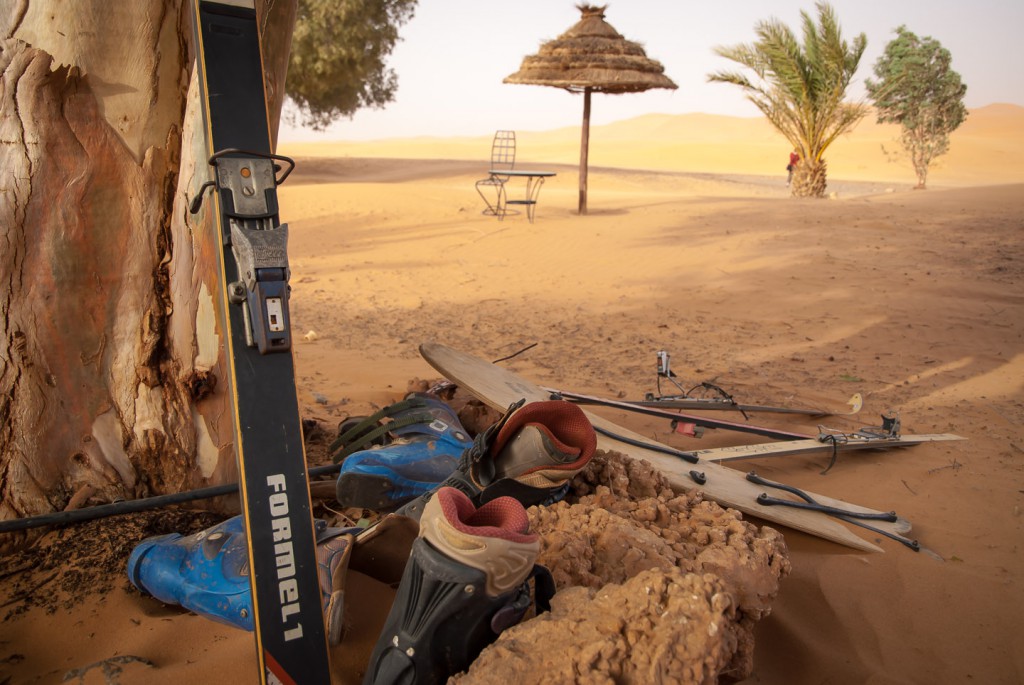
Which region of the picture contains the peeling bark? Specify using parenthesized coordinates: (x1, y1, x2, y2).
(0, 33, 187, 548)
(0, 1, 298, 552)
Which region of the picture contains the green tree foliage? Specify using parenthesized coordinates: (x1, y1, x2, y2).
(865, 26, 967, 189)
(708, 2, 867, 197)
(287, 0, 417, 130)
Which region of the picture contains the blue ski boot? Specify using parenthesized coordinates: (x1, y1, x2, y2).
(334, 394, 473, 511)
(362, 487, 554, 685)
(127, 515, 357, 644)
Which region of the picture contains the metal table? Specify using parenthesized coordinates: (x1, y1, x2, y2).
(488, 169, 556, 223)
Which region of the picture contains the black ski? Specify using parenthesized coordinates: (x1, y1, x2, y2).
(544, 387, 813, 441)
(560, 390, 863, 418)
(630, 393, 861, 417)
(190, 1, 330, 682)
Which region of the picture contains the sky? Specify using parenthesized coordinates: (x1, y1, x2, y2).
(278, 0, 1024, 143)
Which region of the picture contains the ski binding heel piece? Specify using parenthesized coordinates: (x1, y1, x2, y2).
(207, 148, 296, 354)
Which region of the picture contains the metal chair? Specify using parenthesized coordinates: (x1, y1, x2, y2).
(475, 131, 516, 217)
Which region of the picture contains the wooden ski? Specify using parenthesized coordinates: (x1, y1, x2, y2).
(692, 433, 963, 463)
(419, 342, 960, 553)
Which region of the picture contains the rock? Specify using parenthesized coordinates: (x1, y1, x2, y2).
(452, 568, 741, 685)
(453, 450, 791, 683)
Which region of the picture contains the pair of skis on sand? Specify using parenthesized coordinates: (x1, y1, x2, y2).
(419, 343, 964, 556)
(190, 1, 963, 680)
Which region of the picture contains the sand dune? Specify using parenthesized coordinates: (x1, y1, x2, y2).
(283, 103, 1024, 186)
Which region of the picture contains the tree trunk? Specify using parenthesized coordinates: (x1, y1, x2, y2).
(0, 0, 296, 552)
(912, 151, 929, 189)
(790, 158, 828, 198)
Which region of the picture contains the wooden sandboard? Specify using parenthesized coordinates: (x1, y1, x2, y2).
(419, 342, 942, 553)
(694, 433, 963, 463)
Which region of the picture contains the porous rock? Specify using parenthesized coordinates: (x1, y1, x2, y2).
(453, 450, 791, 683)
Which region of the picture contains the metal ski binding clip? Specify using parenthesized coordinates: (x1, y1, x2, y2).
(646, 350, 678, 401)
(656, 350, 672, 378)
(857, 412, 901, 440)
(191, 148, 296, 354)
(646, 349, 696, 403)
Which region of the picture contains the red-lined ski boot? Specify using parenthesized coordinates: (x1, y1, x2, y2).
(362, 487, 553, 685)
(397, 399, 596, 520)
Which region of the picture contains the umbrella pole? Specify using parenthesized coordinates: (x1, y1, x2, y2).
(578, 87, 591, 215)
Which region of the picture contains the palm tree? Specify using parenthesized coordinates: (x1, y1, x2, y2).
(708, 2, 867, 197)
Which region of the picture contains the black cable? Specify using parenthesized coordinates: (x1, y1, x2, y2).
(756, 495, 920, 551)
(755, 493, 898, 522)
(746, 472, 897, 521)
(746, 471, 919, 551)
(4, 395, 454, 534)
(819, 432, 844, 474)
(590, 425, 700, 464)
(0, 462, 344, 535)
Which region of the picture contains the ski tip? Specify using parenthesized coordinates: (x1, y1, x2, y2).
(419, 341, 445, 359)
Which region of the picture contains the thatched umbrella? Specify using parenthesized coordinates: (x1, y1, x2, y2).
(504, 4, 677, 214)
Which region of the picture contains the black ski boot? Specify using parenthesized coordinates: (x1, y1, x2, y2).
(362, 486, 553, 685)
(397, 399, 597, 520)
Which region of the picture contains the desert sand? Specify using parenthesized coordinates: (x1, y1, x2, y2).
(2, 105, 1022, 683)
